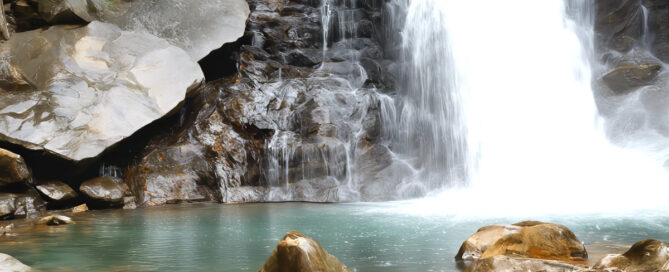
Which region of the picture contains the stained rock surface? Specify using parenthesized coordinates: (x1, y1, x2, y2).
(0, 148, 29, 184)
(592, 239, 669, 271)
(0, 21, 203, 161)
(259, 230, 351, 272)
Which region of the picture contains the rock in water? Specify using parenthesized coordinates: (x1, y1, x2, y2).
(71, 203, 87, 213)
(465, 255, 586, 272)
(259, 231, 351, 272)
(35, 180, 78, 204)
(0, 253, 33, 272)
(601, 63, 662, 94)
(480, 221, 588, 265)
(37, 214, 74, 226)
(592, 239, 669, 271)
(0, 148, 30, 185)
(0, 21, 203, 161)
(79, 177, 127, 208)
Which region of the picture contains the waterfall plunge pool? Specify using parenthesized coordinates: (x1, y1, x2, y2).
(2, 202, 669, 271)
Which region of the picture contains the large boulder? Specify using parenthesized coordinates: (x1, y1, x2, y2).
(479, 221, 588, 265)
(0, 148, 29, 185)
(259, 230, 351, 272)
(35, 180, 78, 207)
(0, 253, 33, 272)
(592, 239, 669, 271)
(0, 21, 203, 161)
(601, 63, 662, 95)
(79, 177, 127, 208)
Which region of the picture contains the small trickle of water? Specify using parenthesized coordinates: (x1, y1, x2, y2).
(99, 162, 123, 178)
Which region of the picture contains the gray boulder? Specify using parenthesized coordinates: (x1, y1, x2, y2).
(35, 180, 77, 205)
(79, 177, 127, 208)
(0, 21, 203, 161)
(0, 148, 29, 185)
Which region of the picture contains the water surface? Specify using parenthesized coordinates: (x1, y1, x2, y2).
(2, 203, 669, 271)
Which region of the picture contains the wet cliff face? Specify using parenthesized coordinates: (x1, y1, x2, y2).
(593, 1, 669, 161)
(124, 0, 410, 205)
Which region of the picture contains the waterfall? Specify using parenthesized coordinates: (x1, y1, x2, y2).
(392, 0, 669, 215)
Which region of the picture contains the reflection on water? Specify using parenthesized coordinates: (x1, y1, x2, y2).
(1, 203, 669, 271)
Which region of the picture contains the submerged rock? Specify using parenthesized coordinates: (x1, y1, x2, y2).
(259, 230, 351, 272)
(37, 214, 74, 226)
(0, 253, 33, 272)
(79, 177, 127, 208)
(35, 180, 77, 206)
(465, 255, 586, 272)
(0, 21, 203, 161)
(0, 148, 29, 185)
(592, 239, 669, 271)
(602, 63, 662, 94)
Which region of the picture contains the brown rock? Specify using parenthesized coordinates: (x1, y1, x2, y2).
(79, 177, 127, 208)
(38, 214, 74, 226)
(0, 148, 30, 185)
(259, 231, 351, 272)
(71, 203, 88, 213)
(480, 221, 588, 265)
(592, 239, 669, 271)
(602, 63, 662, 95)
(0, 0, 9, 40)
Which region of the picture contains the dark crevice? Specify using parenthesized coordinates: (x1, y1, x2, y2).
(198, 35, 252, 81)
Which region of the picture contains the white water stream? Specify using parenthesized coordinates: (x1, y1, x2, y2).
(394, 0, 669, 216)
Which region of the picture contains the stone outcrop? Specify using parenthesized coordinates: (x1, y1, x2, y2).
(35, 180, 77, 207)
(0, 148, 29, 184)
(79, 177, 127, 208)
(592, 239, 669, 271)
(0, 21, 203, 162)
(2, 189, 46, 219)
(259, 230, 351, 272)
(602, 63, 662, 94)
(0, 253, 33, 272)
(124, 0, 402, 205)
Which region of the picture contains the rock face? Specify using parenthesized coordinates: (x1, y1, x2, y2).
(0, 253, 33, 272)
(35, 180, 77, 205)
(0, 148, 29, 184)
(602, 63, 662, 94)
(124, 0, 403, 205)
(592, 239, 669, 271)
(10, 190, 46, 219)
(79, 177, 127, 208)
(259, 230, 351, 272)
(0, 21, 203, 161)
(0, 0, 9, 40)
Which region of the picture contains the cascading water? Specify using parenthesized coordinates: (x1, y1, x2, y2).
(391, 0, 669, 215)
